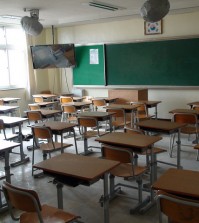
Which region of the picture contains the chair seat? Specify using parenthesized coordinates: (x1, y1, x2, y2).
(110, 163, 147, 178)
(40, 142, 72, 152)
(142, 147, 167, 155)
(181, 126, 199, 135)
(20, 204, 79, 223)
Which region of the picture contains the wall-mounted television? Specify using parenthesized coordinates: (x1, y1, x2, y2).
(30, 44, 76, 69)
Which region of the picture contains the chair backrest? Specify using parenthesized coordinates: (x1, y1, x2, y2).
(2, 181, 43, 221)
(33, 97, 44, 103)
(131, 102, 148, 115)
(92, 99, 106, 111)
(0, 99, 4, 105)
(156, 190, 199, 223)
(0, 119, 6, 139)
(107, 108, 125, 118)
(27, 111, 43, 123)
(62, 105, 77, 114)
(101, 144, 133, 164)
(28, 104, 40, 110)
(78, 117, 100, 136)
(60, 96, 73, 104)
(172, 113, 197, 125)
(78, 117, 98, 128)
(32, 126, 52, 140)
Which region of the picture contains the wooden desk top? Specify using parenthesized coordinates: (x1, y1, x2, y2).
(0, 116, 27, 125)
(33, 153, 119, 182)
(26, 109, 61, 116)
(136, 119, 186, 132)
(152, 168, 199, 199)
(35, 102, 55, 106)
(0, 105, 19, 111)
(0, 140, 20, 152)
(187, 101, 199, 106)
(34, 121, 77, 132)
(95, 132, 162, 149)
(78, 111, 115, 118)
(33, 94, 57, 98)
(62, 102, 91, 107)
(130, 100, 162, 107)
(106, 104, 138, 111)
(0, 97, 20, 102)
(169, 108, 199, 115)
(92, 97, 118, 103)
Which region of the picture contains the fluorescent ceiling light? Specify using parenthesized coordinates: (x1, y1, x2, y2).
(87, 1, 125, 11)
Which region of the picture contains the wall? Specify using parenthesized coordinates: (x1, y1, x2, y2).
(56, 11, 199, 119)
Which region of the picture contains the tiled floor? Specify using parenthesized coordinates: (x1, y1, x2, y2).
(1, 121, 199, 223)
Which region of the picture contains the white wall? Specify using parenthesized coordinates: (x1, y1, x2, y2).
(56, 11, 199, 119)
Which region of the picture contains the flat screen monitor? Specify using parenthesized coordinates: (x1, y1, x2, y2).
(30, 44, 76, 69)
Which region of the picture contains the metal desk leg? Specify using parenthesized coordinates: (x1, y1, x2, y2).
(139, 146, 156, 214)
(177, 129, 182, 169)
(4, 150, 11, 183)
(103, 172, 109, 223)
(11, 124, 30, 167)
(72, 129, 78, 154)
(56, 182, 64, 209)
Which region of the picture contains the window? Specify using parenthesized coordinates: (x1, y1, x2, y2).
(0, 26, 28, 89)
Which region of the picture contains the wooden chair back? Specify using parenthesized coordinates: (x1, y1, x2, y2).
(78, 117, 98, 128)
(2, 181, 42, 219)
(156, 190, 199, 223)
(60, 96, 73, 104)
(62, 105, 77, 113)
(92, 99, 106, 111)
(27, 111, 43, 123)
(173, 113, 197, 125)
(101, 144, 132, 163)
(28, 104, 40, 110)
(32, 126, 52, 140)
(33, 97, 44, 103)
(0, 99, 4, 105)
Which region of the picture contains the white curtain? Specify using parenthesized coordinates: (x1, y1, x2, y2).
(25, 34, 37, 101)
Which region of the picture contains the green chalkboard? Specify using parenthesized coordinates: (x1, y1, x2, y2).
(73, 45, 105, 85)
(105, 38, 199, 86)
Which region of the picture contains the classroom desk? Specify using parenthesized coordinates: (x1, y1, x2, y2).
(32, 94, 57, 102)
(130, 100, 162, 119)
(61, 101, 91, 111)
(95, 132, 162, 212)
(0, 105, 20, 116)
(25, 109, 61, 121)
(34, 101, 56, 109)
(105, 103, 139, 127)
(169, 108, 199, 116)
(0, 97, 21, 104)
(136, 119, 186, 169)
(0, 116, 30, 167)
(33, 153, 120, 223)
(78, 111, 115, 155)
(32, 121, 78, 154)
(92, 97, 118, 104)
(0, 140, 20, 213)
(187, 101, 199, 109)
(152, 168, 199, 199)
(0, 140, 21, 182)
